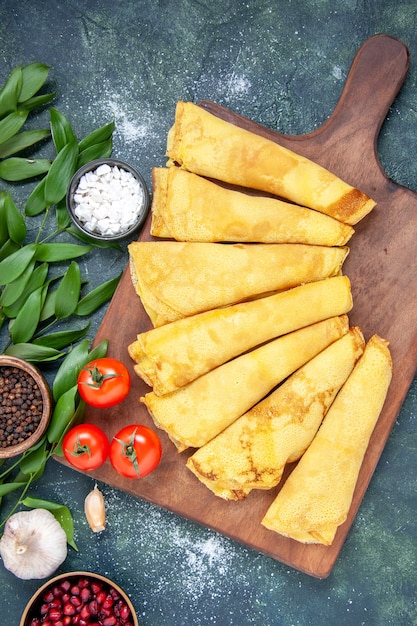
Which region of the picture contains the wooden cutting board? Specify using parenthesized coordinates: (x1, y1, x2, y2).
(63, 34, 417, 578)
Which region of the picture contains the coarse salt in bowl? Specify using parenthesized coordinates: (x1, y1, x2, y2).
(66, 158, 150, 241)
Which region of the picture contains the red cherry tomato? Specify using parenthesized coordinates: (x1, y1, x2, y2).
(109, 424, 162, 478)
(63, 423, 109, 470)
(77, 357, 131, 408)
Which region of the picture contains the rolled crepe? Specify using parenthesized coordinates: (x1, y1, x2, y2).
(150, 167, 354, 245)
(166, 101, 376, 225)
(186, 327, 365, 500)
(261, 334, 392, 546)
(128, 241, 349, 327)
(128, 276, 353, 395)
(141, 315, 349, 452)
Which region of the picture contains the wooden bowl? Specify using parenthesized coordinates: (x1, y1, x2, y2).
(0, 355, 52, 458)
(20, 570, 139, 626)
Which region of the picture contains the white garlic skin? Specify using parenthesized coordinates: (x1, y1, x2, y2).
(0, 509, 67, 579)
(84, 484, 106, 533)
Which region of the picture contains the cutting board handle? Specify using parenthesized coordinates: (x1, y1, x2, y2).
(316, 34, 410, 147)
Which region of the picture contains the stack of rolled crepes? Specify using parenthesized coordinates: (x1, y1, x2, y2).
(127, 101, 392, 546)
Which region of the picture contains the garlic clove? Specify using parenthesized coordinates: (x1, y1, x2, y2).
(0, 509, 67, 579)
(84, 484, 106, 532)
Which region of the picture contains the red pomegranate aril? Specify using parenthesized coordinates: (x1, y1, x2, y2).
(99, 606, 112, 619)
(119, 603, 131, 620)
(52, 586, 64, 598)
(49, 598, 62, 609)
(43, 590, 55, 603)
(89, 599, 99, 615)
(102, 617, 117, 626)
(29, 619, 41, 626)
(71, 615, 81, 625)
(91, 581, 103, 594)
(78, 577, 90, 588)
(63, 618, 72, 626)
(79, 604, 92, 620)
(102, 594, 114, 609)
(40, 603, 49, 615)
(71, 584, 80, 596)
(109, 587, 121, 601)
(96, 589, 108, 604)
(70, 594, 82, 608)
(62, 592, 70, 603)
(61, 580, 71, 592)
(63, 602, 76, 616)
(47, 607, 63, 621)
(80, 586, 91, 603)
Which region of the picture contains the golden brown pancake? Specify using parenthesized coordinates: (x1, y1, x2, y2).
(261, 334, 392, 545)
(166, 101, 376, 225)
(141, 316, 349, 452)
(128, 276, 353, 395)
(186, 328, 365, 500)
(150, 167, 354, 245)
(128, 241, 349, 327)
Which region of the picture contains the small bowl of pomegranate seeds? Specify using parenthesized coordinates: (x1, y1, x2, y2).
(0, 355, 52, 459)
(20, 570, 139, 626)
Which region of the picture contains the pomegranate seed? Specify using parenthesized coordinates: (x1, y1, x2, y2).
(91, 581, 103, 594)
(99, 606, 112, 619)
(61, 580, 71, 592)
(80, 587, 91, 603)
(109, 587, 121, 601)
(71, 584, 80, 596)
(43, 590, 55, 603)
(102, 617, 117, 626)
(29, 619, 41, 626)
(54, 621, 64, 626)
(62, 592, 70, 603)
(49, 598, 62, 609)
(79, 604, 91, 620)
(71, 615, 81, 625)
(47, 607, 63, 621)
(71, 595, 83, 608)
(63, 618, 72, 626)
(96, 590, 107, 604)
(63, 602, 76, 616)
(102, 594, 114, 609)
(89, 599, 99, 615)
(52, 586, 64, 598)
(119, 603, 131, 620)
(78, 577, 90, 588)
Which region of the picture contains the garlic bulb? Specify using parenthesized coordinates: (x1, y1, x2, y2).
(0, 508, 67, 579)
(84, 484, 106, 532)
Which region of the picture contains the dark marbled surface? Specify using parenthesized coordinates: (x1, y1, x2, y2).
(0, 1, 416, 624)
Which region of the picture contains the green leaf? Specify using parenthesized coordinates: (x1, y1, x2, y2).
(0, 128, 50, 159)
(24, 177, 47, 216)
(76, 138, 113, 168)
(56, 199, 72, 229)
(0, 66, 22, 116)
(76, 273, 121, 316)
(54, 261, 81, 319)
(19, 63, 50, 102)
(4, 342, 63, 362)
(78, 120, 115, 152)
(52, 338, 108, 401)
(0, 481, 26, 497)
(10, 284, 45, 344)
(33, 322, 90, 349)
(2, 261, 48, 318)
(47, 385, 80, 443)
(18, 437, 48, 475)
(52, 339, 90, 401)
(0, 109, 29, 144)
(21, 496, 78, 551)
(4, 192, 26, 244)
(50, 108, 76, 153)
(0, 238, 19, 261)
(0, 258, 35, 307)
(35, 242, 91, 262)
(0, 157, 51, 181)
(17, 91, 56, 112)
(44, 138, 79, 205)
(0, 242, 37, 284)
(0, 192, 8, 247)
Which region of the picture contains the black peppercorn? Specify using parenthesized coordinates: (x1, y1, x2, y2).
(0, 366, 43, 448)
